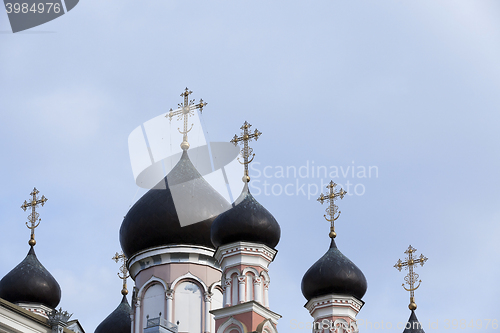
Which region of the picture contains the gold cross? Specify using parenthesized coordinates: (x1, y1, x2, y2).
(394, 245, 428, 310)
(21, 187, 47, 247)
(317, 181, 346, 239)
(166, 88, 207, 151)
(112, 251, 130, 296)
(230, 121, 262, 183)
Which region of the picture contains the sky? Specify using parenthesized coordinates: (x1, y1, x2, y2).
(1, 0, 500, 332)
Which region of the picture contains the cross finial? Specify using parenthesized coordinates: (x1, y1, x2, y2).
(230, 121, 262, 183)
(112, 251, 130, 296)
(21, 187, 47, 247)
(317, 181, 346, 238)
(394, 245, 428, 310)
(165, 88, 207, 151)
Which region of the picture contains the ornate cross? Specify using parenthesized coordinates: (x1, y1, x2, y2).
(166, 87, 207, 151)
(113, 251, 130, 296)
(394, 245, 428, 310)
(21, 187, 47, 247)
(317, 181, 346, 239)
(230, 121, 262, 183)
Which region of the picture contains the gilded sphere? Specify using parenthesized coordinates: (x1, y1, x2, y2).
(242, 175, 251, 183)
(28, 239, 36, 246)
(121, 288, 128, 296)
(180, 141, 190, 150)
(409, 302, 417, 310)
(329, 231, 337, 238)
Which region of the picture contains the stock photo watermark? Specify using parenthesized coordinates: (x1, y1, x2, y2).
(290, 319, 499, 331)
(3, 0, 79, 33)
(249, 161, 378, 199)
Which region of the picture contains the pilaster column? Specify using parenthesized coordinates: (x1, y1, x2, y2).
(204, 293, 212, 333)
(134, 299, 141, 333)
(224, 279, 232, 307)
(166, 290, 174, 324)
(263, 281, 270, 308)
(238, 276, 246, 303)
(253, 277, 262, 304)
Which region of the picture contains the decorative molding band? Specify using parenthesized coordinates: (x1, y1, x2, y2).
(215, 242, 277, 264)
(128, 244, 220, 278)
(305, 294, 364, 313)
(210, 300, 281, 325)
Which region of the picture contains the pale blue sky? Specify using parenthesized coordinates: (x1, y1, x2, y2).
(1, 1, 500, 332)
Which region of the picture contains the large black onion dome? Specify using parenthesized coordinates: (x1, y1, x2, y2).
(301, 238, 367, 301)
(0, 246, 61, 308)
(94, 296, 131, 333)
(211, 183, 281, 249)
(402, 311, 425, 333)
(120, 151, 231, 258)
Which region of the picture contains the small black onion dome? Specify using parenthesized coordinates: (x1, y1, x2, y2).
(301, 238, 367, 301)
(94, 296, 131, 333)
(211, 183, 281, 249)
(0, 246, 61, 308)
(120, 150, 231, 258)
(403, 310, 425, 333)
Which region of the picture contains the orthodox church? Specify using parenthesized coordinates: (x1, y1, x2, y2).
(0, 89, 428, 333)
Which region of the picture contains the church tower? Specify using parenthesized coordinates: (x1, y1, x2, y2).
(120, 89, 231, 333)
(301, 181, 367, 333)
(0, 188, 62, 319)
(94, 252, 131, 333)
(210, 122, 282, 333)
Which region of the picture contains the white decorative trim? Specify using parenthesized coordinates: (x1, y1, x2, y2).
(305, 294, 364, 322)
(216, 316, 245, 333)
(259, 270, 270, 282)
(224, 267, 241, 280)
(170, 271, 208, 294)
(241, 267, 260, 276)
(209, 280, 222, 294)
(210, 301, 281, 325)
(15, 303, 53, 319)
(137, 275, 167, 300)
(214, 242, 277, 268)
(256, 319, 278, 333)
(128, 244, 220, 278)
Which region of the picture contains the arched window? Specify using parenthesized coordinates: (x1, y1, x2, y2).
(174, 281, 202, 333)
(142, 284, 165, 325)
(231, 274, 238, 305)
(246, 273, 255, 301)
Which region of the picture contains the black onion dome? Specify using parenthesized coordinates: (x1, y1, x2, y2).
(211, 183, 281, 249)
(0, 246, 61, 308)
(403, 311, 425, 333)
(94, 296, 131, 333)
(120, 151, 231, 258)
(301, 238, 367, 301)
